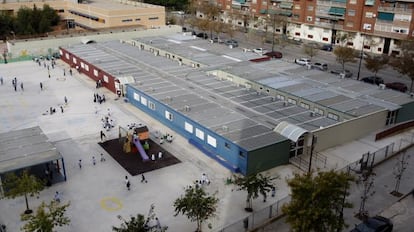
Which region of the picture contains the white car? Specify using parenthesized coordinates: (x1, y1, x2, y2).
(294, 58, 311, 66)
(253, 48, 268, 55)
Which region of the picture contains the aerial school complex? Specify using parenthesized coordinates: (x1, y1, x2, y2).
(59, 33, 414, 175)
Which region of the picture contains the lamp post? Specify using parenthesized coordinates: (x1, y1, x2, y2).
(356, 33, 365, 80)
(308, 134, 317, 174)
(267, 13, 276, 52)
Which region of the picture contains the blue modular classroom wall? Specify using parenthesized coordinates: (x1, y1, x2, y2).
(126, 85, 248, 174)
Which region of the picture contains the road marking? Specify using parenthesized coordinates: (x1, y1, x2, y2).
(100, 197, 123, 211)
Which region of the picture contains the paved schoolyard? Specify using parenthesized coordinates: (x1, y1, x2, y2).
(0, 60, 293, 231)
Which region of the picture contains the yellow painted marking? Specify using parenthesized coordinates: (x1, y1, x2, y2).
(100, 197, 123, 211)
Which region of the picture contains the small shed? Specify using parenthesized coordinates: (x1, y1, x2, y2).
(0, 127, 67, 197)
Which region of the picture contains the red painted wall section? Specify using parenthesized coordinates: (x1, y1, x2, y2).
(59, 48, 116, 93)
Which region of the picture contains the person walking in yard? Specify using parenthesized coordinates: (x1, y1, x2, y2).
(100, 130, 106, 141)
(125, 176, 131, 190)
(78, 159, 82, 169)
(60, 106, 64, 113)
(40, 82, 43, 91)
(54, 191, 61, 203)
(92, 156, 96, 165)
(141, 174, 147, 183)
(0, 77, 3, 85)
(100, 153, 106, 162)
(20, 82, 23, 91)
(64, 96, 68, 104)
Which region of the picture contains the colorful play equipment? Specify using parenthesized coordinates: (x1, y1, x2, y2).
(118, 124, 149, 161)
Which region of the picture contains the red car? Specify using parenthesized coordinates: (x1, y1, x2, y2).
(264, 51, 283, 59)
(385, 82, 408, 92)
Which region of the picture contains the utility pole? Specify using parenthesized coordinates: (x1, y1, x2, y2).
(308, 135, 317, 174)
(357, 32, 365, 80)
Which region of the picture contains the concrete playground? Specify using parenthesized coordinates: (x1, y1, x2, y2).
(0, 60, 295, 232)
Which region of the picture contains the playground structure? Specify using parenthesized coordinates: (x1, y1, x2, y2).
(119, 123, 150, 161)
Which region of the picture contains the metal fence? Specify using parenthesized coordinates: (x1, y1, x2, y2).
(217, 196, 291, 232)
(217, 132, 414, 232)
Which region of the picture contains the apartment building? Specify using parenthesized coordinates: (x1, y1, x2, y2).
(212, 0, 414, 55)
(0, 0, 165, 30)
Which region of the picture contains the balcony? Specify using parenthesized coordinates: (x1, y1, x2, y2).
(317, 0, 346, 8)
(377, 6, 413, 14)
(314, 21, 343, 30)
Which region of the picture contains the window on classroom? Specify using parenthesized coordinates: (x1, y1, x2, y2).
(165, 111, 173, 121)
(185, 122, 193, 133)
(103, 75, 108, 83)
(84, 64, 89, 71)
(72, 57, 77, 63)
(207, 135, 217, 148)
(148, 101, 155, 110)
(93, 69, 98, 77)
(225, 142, 230, 149)
(195, 128, 204, 140)
(314, 107, 324, 115)
(133, 93, 140, 101)
(141, 96, 147, 106)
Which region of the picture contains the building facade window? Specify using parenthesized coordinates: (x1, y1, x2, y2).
(195, 128, 204, 140)
(348, 10, 356, 16)
(133, 93, 140, 101)
(289, 135, 304, 158)
(185, 122, 193, 133)
(300, 102, 310, 109)
(141, 96, 147, 106)
(287, 98, 297, 105)
(103, 75, 108, 83)
(122, 19, 132, 22)
(207, 135, 217, 148)
(148, 101, 155, 110)
(165, 111, 173, 121)
(386, 110, 398, 125)
(149, 17, 159, 20)
(93, 69, 98, 77)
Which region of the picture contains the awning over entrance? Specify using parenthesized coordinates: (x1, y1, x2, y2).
(0, 127, 63, 174)
(115, 76, 135, 85)
(273, 121, 308, 142)
(328, 7, 346, 16)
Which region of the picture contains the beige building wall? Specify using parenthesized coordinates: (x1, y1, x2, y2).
(314, 110, 389, 151)
(0, 0, 165, 30)
(6, 26, 181, 58)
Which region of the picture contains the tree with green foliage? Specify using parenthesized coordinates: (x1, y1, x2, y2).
(198, 2, 220, 38)
(3, 169, 45, 214)
(333, 46, 356, 71)
(173, 186, 218, 232)
(390, 39, 414, 92)
(21, 200, 70, 232)
(364, 55, 389, 77)
(13, 4, 60, 36)
(229, 173, 278, 212)
(282, 170, 354, 232)
(0, 13, 15, 41)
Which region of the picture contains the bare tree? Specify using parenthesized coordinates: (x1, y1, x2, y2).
(356, 168, 376, 220)
(364, 55, 389, 77)
(391, 151, 410, 197)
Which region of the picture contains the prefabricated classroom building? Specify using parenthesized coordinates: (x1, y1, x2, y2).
(60, 34, 414, 175)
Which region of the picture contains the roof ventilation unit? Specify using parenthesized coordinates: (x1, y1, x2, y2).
(222, 125, 228, 132)
(283, 101, 289, 107)
(310, 111, 315, 117)
(184, 105, 191, 111)
(379, 84, 386, 90)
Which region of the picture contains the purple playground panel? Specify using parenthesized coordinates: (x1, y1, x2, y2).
(134, 138, 149, 161)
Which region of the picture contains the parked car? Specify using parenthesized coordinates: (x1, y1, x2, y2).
(196, 32, 208, 39)
(385, 82, 408, 92)
(294, 58, 311, 66)
(253, 48, 268, 55)
(224, 39, 238, 48)
(264, 51, 283, 59)
(321, 44, 333, 51)
(331, 69, 353, 78)
(210, 37, 224, 44)
(350, 216, 393, 232)
(312, 62, 328, 71)
(361, 76, 384, 85)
